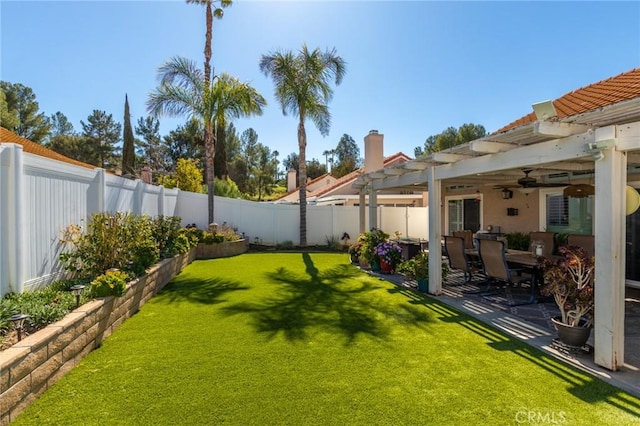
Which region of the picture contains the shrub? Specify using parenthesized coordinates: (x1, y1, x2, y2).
(60, 212, 160, 279)
(504, 232, 530, 251)
(357, 228, 390, 264)
(152, 216, 193, 258)
(325, 235, 341, 251)
(275, 240, 294, 250)
(91, 269, 129, 298)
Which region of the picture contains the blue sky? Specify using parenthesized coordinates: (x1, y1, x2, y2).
(2, 1, 639, 166)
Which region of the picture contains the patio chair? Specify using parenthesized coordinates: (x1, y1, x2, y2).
(453, 230, 475, 250)
(567, 234, 595, 258)
(529, 231, 556, 257)
(476, 238, 533, 304)
(444, 235, 482, 285)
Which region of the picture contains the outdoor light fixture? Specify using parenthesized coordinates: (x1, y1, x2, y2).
(9, 314, 29, 341)
(532, 100, 557, 120)
(70, 284, 86, 308)
(501, 188, 513, 200)
(563, 184, 595, 199)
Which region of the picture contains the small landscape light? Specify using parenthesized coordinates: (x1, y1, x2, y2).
(9, 314, 29, 341)
(70, 284, 86, 308)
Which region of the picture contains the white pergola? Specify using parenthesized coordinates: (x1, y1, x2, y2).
(353, 99, 640, 371)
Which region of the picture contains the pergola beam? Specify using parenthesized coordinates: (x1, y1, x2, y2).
(432, 153, 473, 163)
(534, 121, 591, 137)
(469, 140, 516, 153)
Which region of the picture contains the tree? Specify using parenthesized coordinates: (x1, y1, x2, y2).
(186, 0, 232, 218)
(416, 123, 487, 157)
(122, 95, 136, 176)
(331, 133, 360, 178)
(135, 116, 170, 178)
(48, 111, 74, 138)
(249, 143, 278, 201)
(47, 134, 91, 162)
(322, 149, 336, 171)
(259, 44, 346, 246)
(157, 158, 203, 192)
(163, 119, 204, 171)
(306, 158, 327, 180)
(0, 89, 19, 130)
(81, 110, 122, 169)
(212, 73, 266, 179)
(147, 57, 264, 223)
(0, 81, 51, 143)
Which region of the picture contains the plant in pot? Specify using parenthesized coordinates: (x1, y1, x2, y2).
(357, 228, 389, 271)
(539, 245, 594, 348)
(374, 240, 403, 273)
(348, 241, 363, 264)
(397, 251, 450, 292)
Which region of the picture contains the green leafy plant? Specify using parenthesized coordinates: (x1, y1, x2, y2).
(325, 235, 341, 251)
(504, 232, 531, 251)
(375, 240, 403, 268)
(397, 251, 449, 281)
(91, 269, 129, 298)
(275, 240, 294, 250)
(357, 228, 389, 264)
(60, 212, 160, 279)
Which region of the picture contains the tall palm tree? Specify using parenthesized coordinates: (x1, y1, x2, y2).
(147, 56, 265, 223)
(213, 73, 267, 179)
(259, 44, 346, 246)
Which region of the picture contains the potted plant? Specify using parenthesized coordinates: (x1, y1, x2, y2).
(375, 240, 403, 273)
(539, 245, 594, 348)
(397, 251, 449, 292)
(348, 241, 362, 264)
(357, 228, 389, 271)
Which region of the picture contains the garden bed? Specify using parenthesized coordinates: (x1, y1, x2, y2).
(0, 248, 196, 425)
(195, 239, 248, 259)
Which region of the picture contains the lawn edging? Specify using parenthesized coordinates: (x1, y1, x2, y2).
(195, 239, 248, 259)
(0, 248, 196, 425)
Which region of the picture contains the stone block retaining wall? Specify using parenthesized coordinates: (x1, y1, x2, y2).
(195, 239, 248, 259)
(0, 248, 196, 425)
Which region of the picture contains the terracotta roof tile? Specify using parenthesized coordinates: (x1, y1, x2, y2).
(0, 127, 96, 170)
(495, 67, 640, 134)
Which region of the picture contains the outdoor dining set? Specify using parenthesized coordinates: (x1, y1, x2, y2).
(442, 230, 595, 307)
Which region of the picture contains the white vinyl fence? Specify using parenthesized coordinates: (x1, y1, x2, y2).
(0, 142, 427, 297)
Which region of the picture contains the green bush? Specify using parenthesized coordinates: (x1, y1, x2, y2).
(504, 232, 531, 251)
(60, 212, 160, 279)
(357, 228, 390, 264)
(91, 269, 128, 298)
(152, 216, 192, 258)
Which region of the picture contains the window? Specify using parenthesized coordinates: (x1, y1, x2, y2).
(543, 191, 592, 234)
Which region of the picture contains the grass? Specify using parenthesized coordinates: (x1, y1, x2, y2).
(13, 253, 640, 425)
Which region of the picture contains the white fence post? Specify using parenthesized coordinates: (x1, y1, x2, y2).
(158, 186, 165, 216)
(0, 144, 26, 294)
(89, 168, 105, 216)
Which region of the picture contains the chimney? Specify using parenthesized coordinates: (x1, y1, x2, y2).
(287, 169, 297, 192)
(364, 130, 384, 173)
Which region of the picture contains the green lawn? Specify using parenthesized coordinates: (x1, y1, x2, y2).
(13, 253, 640, 425)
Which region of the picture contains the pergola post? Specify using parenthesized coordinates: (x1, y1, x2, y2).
(368, 187, 377, 230)
(593, 127, 626, 370)
(359, 189, 366, 233)
(427, 167, 442, 295)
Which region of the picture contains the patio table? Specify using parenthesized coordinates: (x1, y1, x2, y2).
(464, 248, 551, 305)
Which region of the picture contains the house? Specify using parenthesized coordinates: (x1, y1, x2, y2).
(354, 67, 640, 371)
(276, 131, 424, 207)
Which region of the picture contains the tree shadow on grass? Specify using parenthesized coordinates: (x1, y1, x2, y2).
(156, 276, 249, 305)
(394, 285, 640, 416)
(221, 253, 434, 345)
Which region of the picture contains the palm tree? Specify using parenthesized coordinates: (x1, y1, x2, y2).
(259, 44, 346, 246)
(147, 56, 265, 223)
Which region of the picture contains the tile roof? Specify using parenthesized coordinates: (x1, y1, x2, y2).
(0, 127, 96, 170)
(495, 67, 640, 134)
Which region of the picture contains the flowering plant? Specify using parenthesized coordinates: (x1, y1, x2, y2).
(539, 245, 594, 327)
(375, 240, 403, 267)
(357, 228, 390, 264)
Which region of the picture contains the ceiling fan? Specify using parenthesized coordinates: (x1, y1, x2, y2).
(493, 169, 567, 190)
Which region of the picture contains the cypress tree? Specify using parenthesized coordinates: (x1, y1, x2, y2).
(122, 94, 135, 176)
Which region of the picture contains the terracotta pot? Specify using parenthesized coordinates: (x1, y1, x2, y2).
(380, 259, 393, 274)
(551, 317, 592, 348)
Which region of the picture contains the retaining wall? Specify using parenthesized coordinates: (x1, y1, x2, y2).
(0, 248, 196, 425)
(195, 239, 248, 259)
